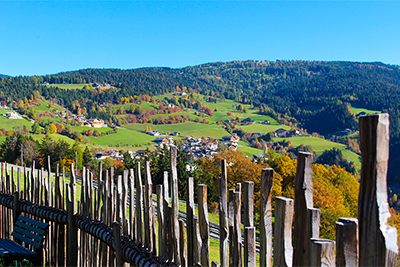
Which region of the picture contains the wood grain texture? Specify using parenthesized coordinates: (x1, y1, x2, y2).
(219, 160, 229, 267)
(135, 162, 143, 244)
(293, 152, 313, 267)
(274, 196, 293, 267)
(358, 114, 398, 266)
(170, 146, 181, 265)
(198, 184, 209, 267)
(310, 239, 336, 267)
(244, 226, 256, 267)
(336, 218, 358, 267)
(260, 168, 273, 267)
(187, 177, 196, 267)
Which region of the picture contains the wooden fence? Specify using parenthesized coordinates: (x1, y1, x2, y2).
(0, 113, 398, 267)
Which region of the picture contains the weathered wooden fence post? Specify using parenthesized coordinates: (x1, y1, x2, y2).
(179, 219, 187, 267)
(293, 152, 313, 266)
(187, 177, 196, 267)
(113, 222, 123, 267)
(170, 146, 181, 265)
(135, 162, 143, 244)
(198, 184, 209, 267)
(67, 164, 78, 267)
(219, 160, 228, 267)
(244, 226, 256, 267)
(129, 168, 135, 240)
(260, 168, 273, 267)
(157, 184, 165, 257)
(309, 239, 336, 267)
(228, 189, 235, 267)
(274, 196, 294, 267)
(144, 161, 153, 251)
(243, 181, 254, 267)
(233, 188, 242, 267)
(336, 217, 358, 267)
(358, 114, 398, 265)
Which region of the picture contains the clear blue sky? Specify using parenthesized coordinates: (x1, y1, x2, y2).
(1, 1, 399, 76)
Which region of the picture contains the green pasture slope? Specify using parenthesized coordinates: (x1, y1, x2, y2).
(350, 107, 381, 115)
(272, 136, 361, 168)
(0, 108, 33, 131)
(124, 122, 229, 139)
(46, 84, 86, 90)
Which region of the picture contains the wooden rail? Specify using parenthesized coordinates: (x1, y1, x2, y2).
(0, 113, 398, 267)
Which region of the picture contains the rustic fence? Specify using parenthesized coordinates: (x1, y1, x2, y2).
(0, 113, 398, 267)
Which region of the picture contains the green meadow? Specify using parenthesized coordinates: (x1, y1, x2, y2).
(350, 106, 381, 115)
(46, 84, 86, 90)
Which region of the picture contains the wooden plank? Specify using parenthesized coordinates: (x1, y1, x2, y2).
(336, 218, 358, 267)
(157, 185, 165, 258)
(113, 222, 123, 267)
(179, 219, 187, 267)
(198, 184, 209, 267)
(293, 152, 314, 267)
(144, 161, 153, 251)
(274, 196, 294, 267)
(310, 239, 336, 267)
(228, 189, 235, 267)
(135, 162, 143, 244)
(243, 181, 254, 227)
(187, 177, 196, 267)
(260, 168, 273, 267)
(122, 170, 128, 235)
(129, 168, 135, 239)
(170, 146, 181, 265)
(164, 172, 172, 260)
(219, 160, 229, 267)
(233, 190, 242, 267)
(358, 114, 398, 266)
(244, 226, 256, 267)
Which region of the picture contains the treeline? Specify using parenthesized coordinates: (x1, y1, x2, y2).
(0, 133, 93, 172)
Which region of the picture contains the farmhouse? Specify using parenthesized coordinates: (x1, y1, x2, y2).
(221, 134, 240, 142)
(84, 118, 107, 128)
(274, 128, 288, 137)
(3, 112, 22, 120)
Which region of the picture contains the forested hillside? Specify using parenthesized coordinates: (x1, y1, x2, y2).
(1, 60, 400, 186)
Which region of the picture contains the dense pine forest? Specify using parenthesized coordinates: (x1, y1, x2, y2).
(1, 60, 400, 187)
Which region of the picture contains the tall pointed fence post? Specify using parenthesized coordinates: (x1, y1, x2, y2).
(336, 218, 358, 266)
(233, 187, 242, 267)
(187, 177, 196, 267)
(293, 152, 314, 266)
(198, 184, 209, 267)
(66, 163, 78, 267)
(144, 161, 153, 251)
(274, 196, 294, 267)
(157, 184, 165, 257)
(260, 168, 273, 267)
(135, 162, 143, 244)
(219, 160, 228, 267)
(129, 168, 135, 240)
(243, 181, 254, 267)
(358, 114, 398, 265)
(170, 146, 181, 265)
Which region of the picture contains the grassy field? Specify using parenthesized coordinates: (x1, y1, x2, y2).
(0, 110, 33, 131)
(45, 84, 86, 90)
(124, 122, 229, 139)
(239, 123, 290, 133)
(350, 107, 381, 115)
(32, 99, 68, 113)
